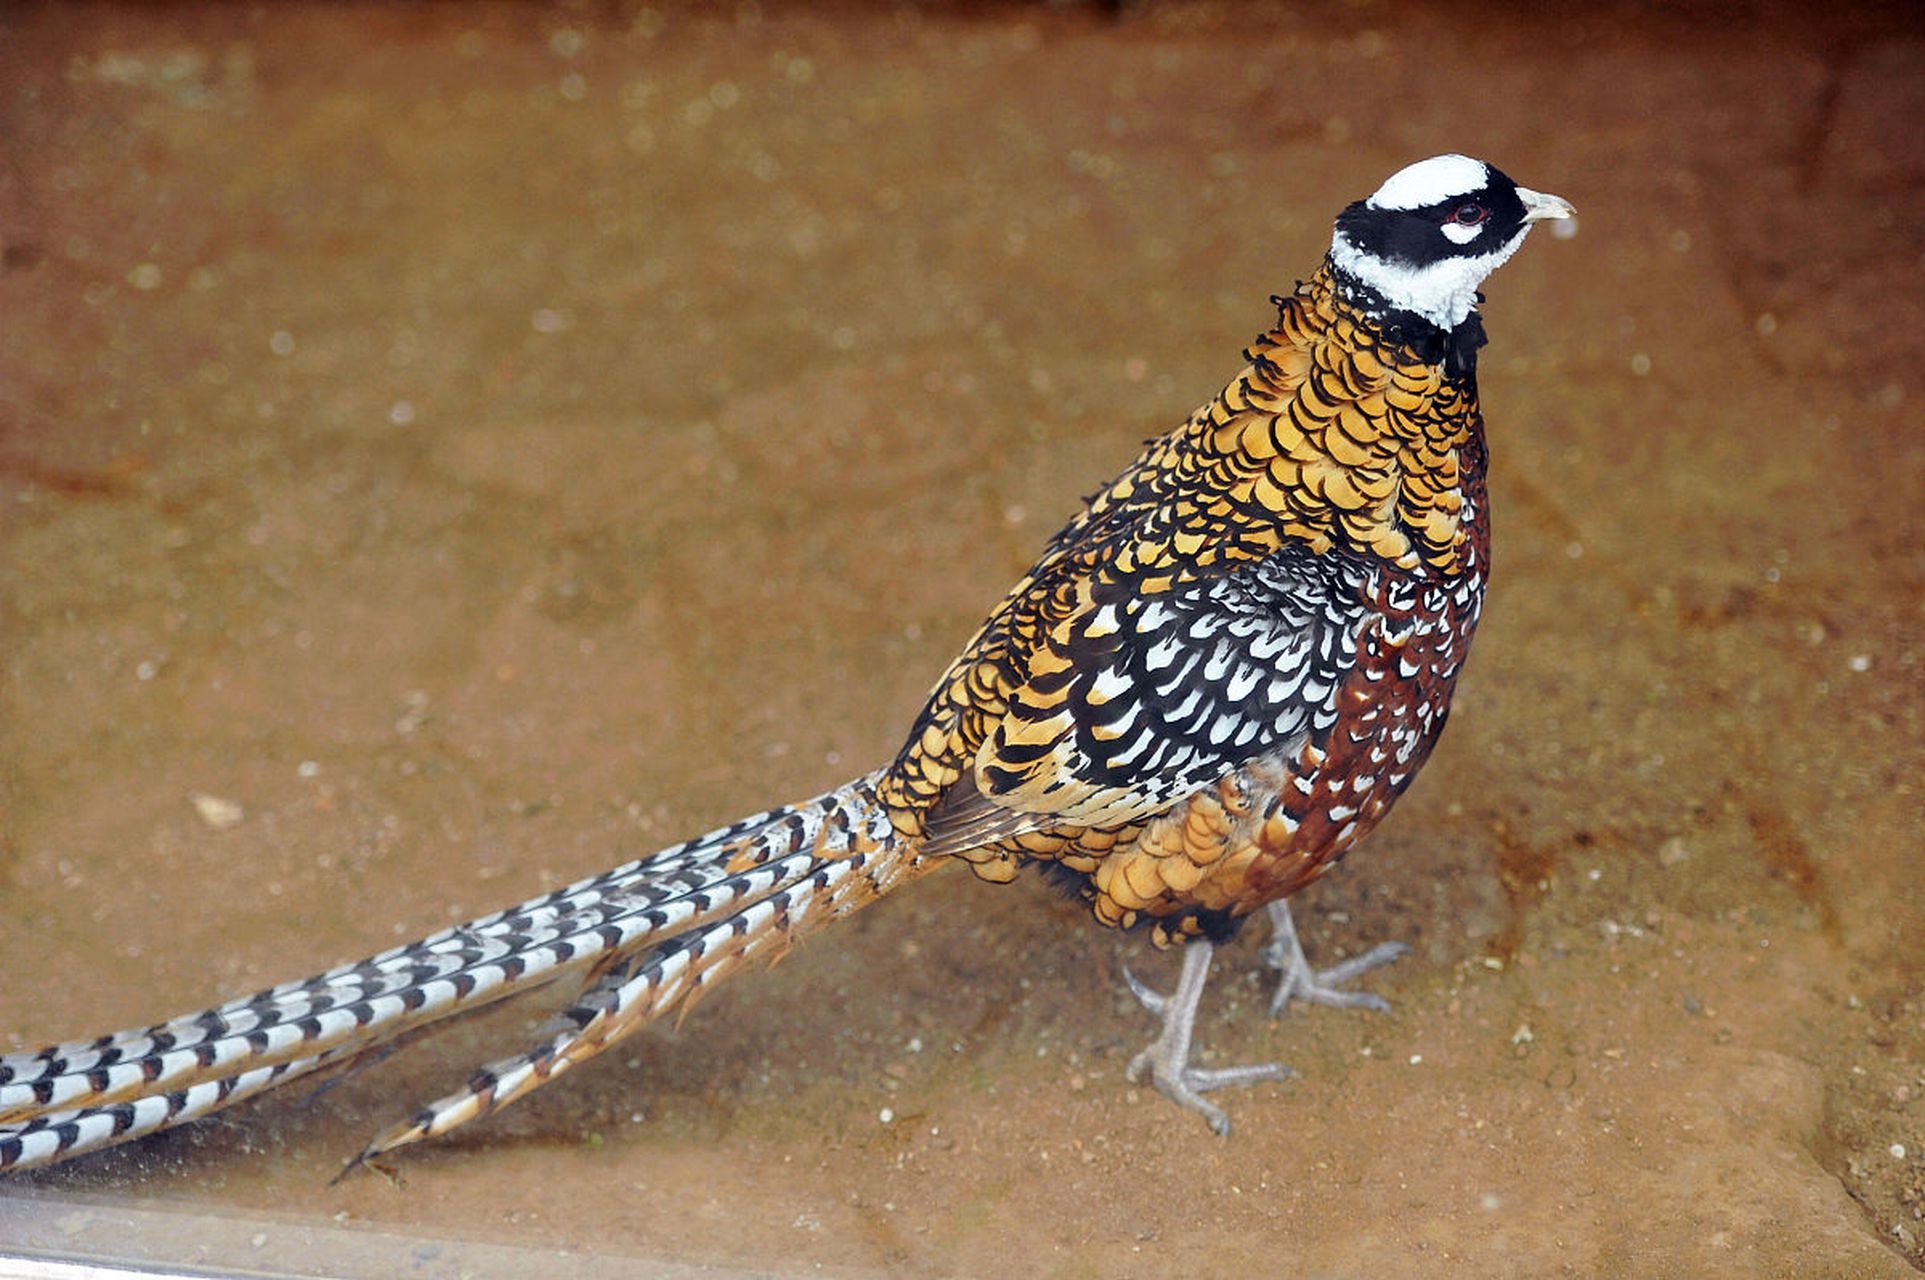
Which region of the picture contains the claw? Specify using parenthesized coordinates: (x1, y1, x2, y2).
(1263, 899, 1408, 1017)
(1121, 962, 1168, 1015)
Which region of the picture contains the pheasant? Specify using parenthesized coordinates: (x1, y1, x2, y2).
(0, 155, 1571, 1173)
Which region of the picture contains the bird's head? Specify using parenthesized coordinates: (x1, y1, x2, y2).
(1329, 154, 1573, 332)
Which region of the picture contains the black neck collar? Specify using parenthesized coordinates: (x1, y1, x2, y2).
(1323, 258, 1487, 380)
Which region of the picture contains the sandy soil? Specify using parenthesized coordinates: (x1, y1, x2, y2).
(1, 2, 1921, 1275)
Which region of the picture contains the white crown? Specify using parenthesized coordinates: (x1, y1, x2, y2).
(1367, 155, 1491, 211)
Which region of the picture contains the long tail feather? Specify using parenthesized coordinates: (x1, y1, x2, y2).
(347, 838, 906, 1166)
(0, 770, 919, 1173)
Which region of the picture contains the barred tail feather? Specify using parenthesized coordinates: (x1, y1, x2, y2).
(0, 789, 839, 1120)
(0, 1044, 354, 1174)
(348, 836, 916, 1166)
(0, 771, 915, 1173)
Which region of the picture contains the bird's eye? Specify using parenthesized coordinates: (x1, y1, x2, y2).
(1448, 203, 1490, 226)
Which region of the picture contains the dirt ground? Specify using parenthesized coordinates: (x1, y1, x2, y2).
(1, 2, 1921, 1275)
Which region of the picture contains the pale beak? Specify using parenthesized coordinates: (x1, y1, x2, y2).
(1518, 186, 1576, 224)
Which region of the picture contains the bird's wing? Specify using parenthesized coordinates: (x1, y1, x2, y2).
(918, 543, 1368, 854)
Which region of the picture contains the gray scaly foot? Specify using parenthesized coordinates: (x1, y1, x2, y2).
(1262, 898, 1409, 1017)
(1123, 940, 1292, 1136)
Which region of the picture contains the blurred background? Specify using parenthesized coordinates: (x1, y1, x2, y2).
(1, 2, 1920, 1275)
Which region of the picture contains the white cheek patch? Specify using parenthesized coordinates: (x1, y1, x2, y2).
(1440, 220, 1484, 246)
(1331, 227, 1531, 330)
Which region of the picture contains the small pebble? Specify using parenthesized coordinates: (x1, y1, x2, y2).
(189, 793, 245, 830)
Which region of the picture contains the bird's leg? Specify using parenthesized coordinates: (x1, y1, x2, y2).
(1261, 898, 1409, 1017)
(1124, 939, 1291, 1136)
